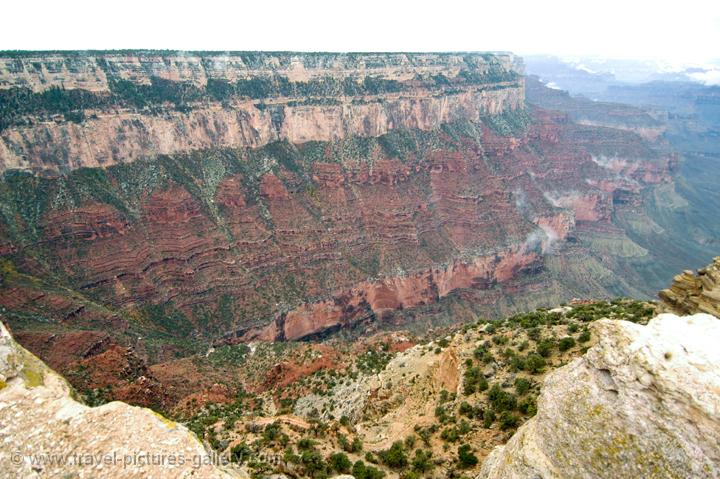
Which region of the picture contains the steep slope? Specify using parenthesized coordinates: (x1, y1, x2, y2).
(0, 107, 673, 351)
(525, 64, 720, 281)
(170, 299, 655, 478)
(526, 75, 720, 297)
(0, 52, 689, 402)
(0, 52, 522, 173)
(0, 320, 239, 478)
(479, 312, 720, 479)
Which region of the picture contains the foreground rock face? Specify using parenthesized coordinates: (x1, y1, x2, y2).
(479, 313, 720, 479)
(660, 256, 720, 317)
(0, 321, 238, 478)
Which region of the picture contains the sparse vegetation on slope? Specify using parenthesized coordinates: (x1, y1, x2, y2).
(172, 299, 655, 478)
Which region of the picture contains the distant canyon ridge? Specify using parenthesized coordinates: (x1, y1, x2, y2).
(0, 52, 522, 172)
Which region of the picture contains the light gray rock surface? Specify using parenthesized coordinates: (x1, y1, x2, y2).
(479, 313, 720, 479)
(0, 321, 243, 478)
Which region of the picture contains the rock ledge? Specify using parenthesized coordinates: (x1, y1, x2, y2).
(479, 313, 720, 479)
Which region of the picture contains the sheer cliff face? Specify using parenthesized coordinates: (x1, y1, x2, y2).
(0, 52, 676, 365)
(0, 52, 522, 173)
(0, 52, 520, 92)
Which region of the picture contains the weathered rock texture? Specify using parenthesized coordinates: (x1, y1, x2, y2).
(0, 52, 523, 173)
(0, 52, 520, 92)
(0, 320, 239, 478)
(479, 313, 720, 479)
(659, 256, 720, 317)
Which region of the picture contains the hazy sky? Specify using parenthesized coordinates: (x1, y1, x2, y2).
(2, 0, 719, 65)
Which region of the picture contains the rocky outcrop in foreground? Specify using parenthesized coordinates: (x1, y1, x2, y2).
(479, 312, 720, 478)
(0, 321, 238, 478)
(660, 256, 720, 317)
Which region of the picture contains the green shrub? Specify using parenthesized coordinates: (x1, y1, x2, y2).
(262, 422, 281, 443)
(537, 339, 554, 357)
(459, 401, 474, 417)
(458, 444, 479, 468)
(525, 354, 546, 374)
(510, 355, 526, 372)
(412, 449, 433, 473)
(463, 366, 488, 395)
(482, 409, 496, 428)
(417, 427, 432, 446)
(297, 437, 317, 451)
(473, 345, 493, 363)
(353, 460, 386, 479)
(558, 337, 576, 352)
(338, 433, 362, 453)
(492, 334, 508, 345)
(498, 411, 519, 430)
(440, 427, 460, 442)
(329, 452, 352, 473)
(527, 327, 541, 341)
(284, 449, 300, 464)
(518, 397, 537, 416)
(380, 441, 408, 469)
(301, 450, 327, 477)
(230, 442, 251, 464)
(487, 385, 517, 412)
(514, 377, 531, 395)
(356, 350, 392, 374)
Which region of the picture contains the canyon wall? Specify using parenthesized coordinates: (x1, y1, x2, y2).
(0, 52, 678, 367)
(0, 52, 520, 91)
(0, 52, 523, 173)
(0, 106, 673, 352)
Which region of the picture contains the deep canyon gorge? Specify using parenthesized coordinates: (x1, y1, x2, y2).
(0, 48, 719, 479)
(0, 51, 712, 407)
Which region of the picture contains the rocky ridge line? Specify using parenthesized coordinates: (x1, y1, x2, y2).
(0, 52, 523, 174)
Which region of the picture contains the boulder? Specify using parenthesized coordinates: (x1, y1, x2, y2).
(0, 321, 243, 478)
(479, 313, 720, 478)
(659, 256, 720, 317)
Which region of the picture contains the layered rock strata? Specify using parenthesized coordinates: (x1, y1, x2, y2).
(659, 256, 720, 316)
(0, 53, 679, 369)
(0, 108, 673, 347)
(0, 52, 523, 173)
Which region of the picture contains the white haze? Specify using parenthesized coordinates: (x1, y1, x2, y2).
(1, 0, 719, 65)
